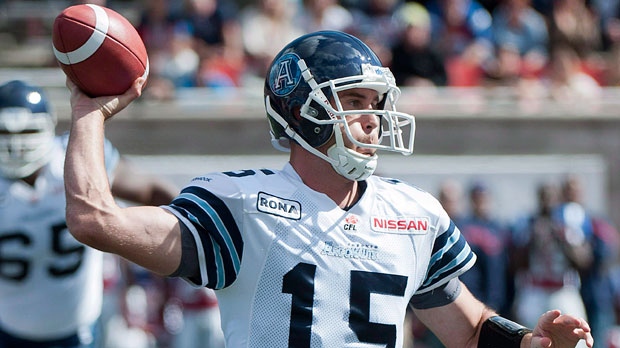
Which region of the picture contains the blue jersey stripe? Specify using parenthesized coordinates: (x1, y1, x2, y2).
(210, 234, 226, 289)
(177, 192, 242, 272)
(420, 245, 475, 291)
(174, 199, 239, 288)
(183, 186, 244, 257)
(170, 186, 244, 289)
(182, 186, 243, 287)
(420, 221, 475, 291)
(173, 198, 237, 288)
(185, 211, 219, 288)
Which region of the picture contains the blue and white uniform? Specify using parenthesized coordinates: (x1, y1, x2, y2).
(0, 135, 119, 346)
(164, 163, 476, 347)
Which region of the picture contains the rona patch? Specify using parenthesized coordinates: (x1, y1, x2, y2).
(257, 192, 301, 220)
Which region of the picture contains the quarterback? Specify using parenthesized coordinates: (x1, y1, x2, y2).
(62, 31, 593, 347)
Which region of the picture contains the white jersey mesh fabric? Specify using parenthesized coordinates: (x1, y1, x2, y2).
(165, 163, 475, 347)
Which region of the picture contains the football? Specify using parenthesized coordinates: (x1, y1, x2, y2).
(52, 4, 148, 97)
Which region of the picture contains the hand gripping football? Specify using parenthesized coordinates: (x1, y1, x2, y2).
(52, 4, 149, 97)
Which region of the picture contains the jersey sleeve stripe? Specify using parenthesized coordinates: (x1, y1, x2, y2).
(168, 186, 244, 289)
(163, 207, 210, 287)
(172, 199, 237, 288)
(177, 191, 242, 271)
(417, 221, 477, 293)
(185, 211, 224, 289)
(429, 221, 463, 265)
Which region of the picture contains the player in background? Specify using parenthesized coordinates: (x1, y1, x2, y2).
(458, 182, 510, 315)
(0, 80, 178, 348)
(62, 30, 593, 347)
(510, 181, 590, 348)
(165, 278, 224, 348)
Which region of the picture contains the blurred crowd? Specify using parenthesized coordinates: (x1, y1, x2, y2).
(3, 0, 620, 102)
(129, 0, 620, 101)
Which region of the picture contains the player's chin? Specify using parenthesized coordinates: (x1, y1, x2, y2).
(356, 148, 376, 157)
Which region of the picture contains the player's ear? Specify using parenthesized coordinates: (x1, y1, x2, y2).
(292, 106, 302, 123)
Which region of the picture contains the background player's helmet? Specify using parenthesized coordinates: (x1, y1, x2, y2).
(0, 80, 56, 179)
(264, 30, 415, 181)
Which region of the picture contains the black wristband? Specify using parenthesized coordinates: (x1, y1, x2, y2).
(478, 316, 532, 348)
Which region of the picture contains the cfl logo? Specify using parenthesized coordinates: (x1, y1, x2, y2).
(344, 214, 359, 231)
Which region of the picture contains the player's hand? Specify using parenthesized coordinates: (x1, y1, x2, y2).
(529, 310, 593, 347)
(67, 77, 145, 122)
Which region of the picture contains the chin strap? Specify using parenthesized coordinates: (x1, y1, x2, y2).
(326, 125, 377, 181)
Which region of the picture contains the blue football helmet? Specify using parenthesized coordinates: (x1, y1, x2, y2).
(0, 80, 56, 179)
(264, 30, 415, 181)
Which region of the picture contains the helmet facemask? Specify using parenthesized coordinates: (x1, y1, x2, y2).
(267, 59, 416, 181)
(0, 107, 56, 179)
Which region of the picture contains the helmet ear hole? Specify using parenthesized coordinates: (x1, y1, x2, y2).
(299, 99, 333, 147)
(292, 106, 302, 122)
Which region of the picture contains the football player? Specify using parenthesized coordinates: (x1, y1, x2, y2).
(0, 80, 178, 348)
(63, 31, 593, 347)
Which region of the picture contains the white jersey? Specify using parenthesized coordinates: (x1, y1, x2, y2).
(0, 134, 119, 339)
(164, 163, 475, 348)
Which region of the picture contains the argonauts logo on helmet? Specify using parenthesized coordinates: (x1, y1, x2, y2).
(269, 53, 302, 97)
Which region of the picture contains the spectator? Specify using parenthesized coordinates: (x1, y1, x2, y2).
(136, 0, 197, 98)
(489, 0, 549, 82)
(558, 175, 619, 346)
(184, 0, 245, 88)
(458, 182, 510, 315)
(485, 44, 526, 87)
(294, 0, 354, 33)
(346, 0, 406, 65)
(426, 0, 495, 86)
(240, 0, 304, 81)
(547, 0, 605, 83)
(390, 2, 448, 87)
(105, 262, 168, 348)
(586, 215, 619, 346)
(511, 180, 590, 347)
(546, 45, 602, 102)
(166, 279, 224, 348)
(547, 0, 601, 57)
(118, 263, 173, 347)
(604, 44, 620, 85)
(595, 0, 620, 51)
(438, 178, 466, 224)
(101, 254, 157, 348)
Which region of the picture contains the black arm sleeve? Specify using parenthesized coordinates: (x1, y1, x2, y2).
(168, 223, 201, 284)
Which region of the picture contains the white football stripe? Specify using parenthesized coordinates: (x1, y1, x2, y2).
(142, 59, 150, 79)
(53, 4, 109, 65)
